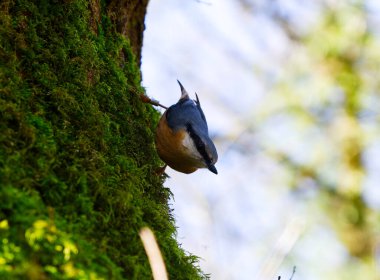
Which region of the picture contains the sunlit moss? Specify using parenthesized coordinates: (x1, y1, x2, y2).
(0, 220, 8, 230)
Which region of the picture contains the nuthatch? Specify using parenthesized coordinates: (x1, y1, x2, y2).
(154, 81, 218, 174)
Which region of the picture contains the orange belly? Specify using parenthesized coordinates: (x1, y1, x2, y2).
(155, 113, 200, 174)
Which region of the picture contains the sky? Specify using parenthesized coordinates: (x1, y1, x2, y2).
(141, 1, 380, 279)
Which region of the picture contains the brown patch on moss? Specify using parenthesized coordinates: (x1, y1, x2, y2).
(89, 0, 101, 34)
(107, 0, 149, 66)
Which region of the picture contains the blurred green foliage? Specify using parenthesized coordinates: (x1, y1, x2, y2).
(257, 2, 380, 278)
(0, 0, 205, 279)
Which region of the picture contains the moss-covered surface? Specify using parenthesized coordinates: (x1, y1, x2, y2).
(0, 0, 205, 279)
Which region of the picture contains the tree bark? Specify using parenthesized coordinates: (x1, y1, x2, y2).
(107, 0, 149, 66)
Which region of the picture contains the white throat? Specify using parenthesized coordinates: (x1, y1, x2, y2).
(182, 133, 203, 160)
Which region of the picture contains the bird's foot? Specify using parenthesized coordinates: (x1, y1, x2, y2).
(155, 164, 167, 176)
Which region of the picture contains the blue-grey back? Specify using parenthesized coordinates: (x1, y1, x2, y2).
(166, 98, 209, 136)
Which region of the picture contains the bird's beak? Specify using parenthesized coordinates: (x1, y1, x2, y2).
(207, 164, 218, 174)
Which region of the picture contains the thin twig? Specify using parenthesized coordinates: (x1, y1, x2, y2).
(141, 95, 168, 109)
(257, 218, 304, 279)
(127, 84, 168, 109)
(289, 266, 296, 280)
(278, 266, 297, 280)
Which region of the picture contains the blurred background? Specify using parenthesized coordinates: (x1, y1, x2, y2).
(141, 0, 380, 279)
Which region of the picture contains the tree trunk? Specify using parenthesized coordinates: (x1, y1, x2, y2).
(107, 0, 149, 65)
(0, 0, 206, 279)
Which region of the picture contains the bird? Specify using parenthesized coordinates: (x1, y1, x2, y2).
(153, 80, 218, 174)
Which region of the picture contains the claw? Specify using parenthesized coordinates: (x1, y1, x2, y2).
(155, 164, 167, 176)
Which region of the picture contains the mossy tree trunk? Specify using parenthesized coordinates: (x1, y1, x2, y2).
(0, 0, 205, 279)
(106, 0, 149, 65)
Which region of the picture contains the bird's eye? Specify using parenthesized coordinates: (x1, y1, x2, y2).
(209, 156, 213, 163)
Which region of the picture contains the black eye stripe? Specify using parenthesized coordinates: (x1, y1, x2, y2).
(186, 123, 211, 165)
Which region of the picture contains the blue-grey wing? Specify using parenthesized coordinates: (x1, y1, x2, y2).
(166, 99, 208, 134)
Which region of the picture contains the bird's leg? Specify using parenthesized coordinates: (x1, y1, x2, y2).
(140, 95, 168, 110)
(155, 164, 167, 176)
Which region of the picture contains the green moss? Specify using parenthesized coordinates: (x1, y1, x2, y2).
(0, 0, 206, 279)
